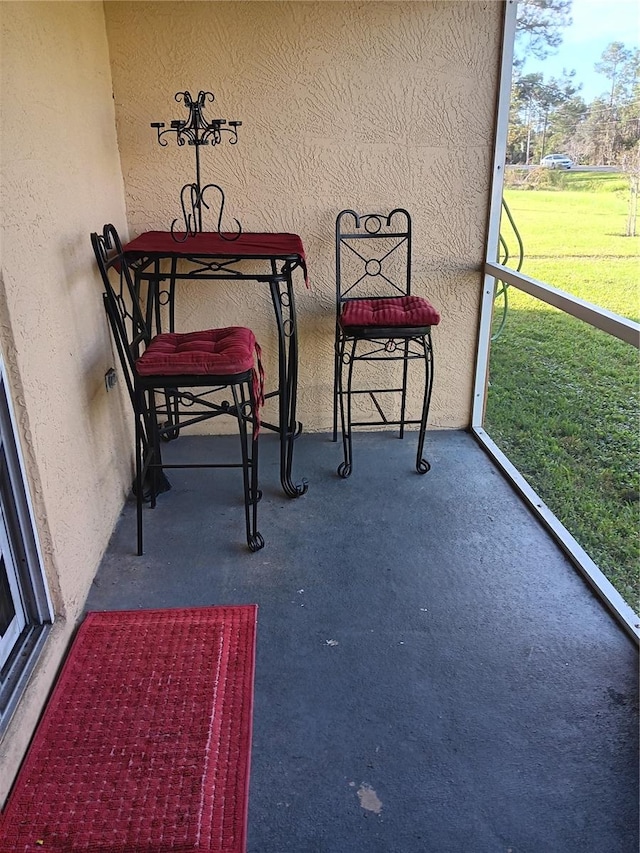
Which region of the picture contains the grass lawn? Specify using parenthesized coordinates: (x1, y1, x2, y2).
(486, 173, 640, 613)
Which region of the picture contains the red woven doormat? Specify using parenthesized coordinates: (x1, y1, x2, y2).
(0, 605, 257, 853)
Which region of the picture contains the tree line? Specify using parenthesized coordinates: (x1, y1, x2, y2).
(508, 0, 640, 167)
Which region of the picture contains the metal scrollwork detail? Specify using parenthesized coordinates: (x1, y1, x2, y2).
(116, 293, 133, 324)
(283, 318, 294, 339)
(279, 290, 291, 309)
(417, 458, 431, 474)
(151, 90, 243, 242)
(170, 182, 242, 243)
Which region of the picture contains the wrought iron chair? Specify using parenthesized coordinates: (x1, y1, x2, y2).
(91, 223, 264, 554)
(333, 208, 441, 477)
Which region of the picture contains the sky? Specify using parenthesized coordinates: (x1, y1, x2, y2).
(520, 0, 640, 103)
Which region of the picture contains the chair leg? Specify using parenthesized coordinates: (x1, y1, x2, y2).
(249, 421, 263, 552)
(337, 336, 356, 479)
(248, 379, 264, 552)
(134, 385, 165, 555)
(233, 381, 264, 552)
(134, 384, 145, 556)
(415, 333, 434, 474)
(332, 326, 340, 442)
(147, 390, 161, 508)
(399, 339, 409, 439)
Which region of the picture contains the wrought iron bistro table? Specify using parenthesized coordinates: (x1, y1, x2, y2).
(122, 230, 309, 498)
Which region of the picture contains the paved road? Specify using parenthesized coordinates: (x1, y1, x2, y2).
(507, 164, 619, 172)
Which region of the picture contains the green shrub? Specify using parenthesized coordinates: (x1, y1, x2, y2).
(523, 166, 569, 190)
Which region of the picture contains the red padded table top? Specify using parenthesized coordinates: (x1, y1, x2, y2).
(123, 231, 303, 259)
(123, 231, 308, 285)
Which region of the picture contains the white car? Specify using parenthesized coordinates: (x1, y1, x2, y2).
(540, 153, 574, 169)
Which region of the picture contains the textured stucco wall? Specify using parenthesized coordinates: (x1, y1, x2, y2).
(0, 1, 129, 801)
(0, 0, 503, 803)
(105, 0, 502, 431)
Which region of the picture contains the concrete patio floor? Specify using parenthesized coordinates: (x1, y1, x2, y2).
(86, 429, 639, 853)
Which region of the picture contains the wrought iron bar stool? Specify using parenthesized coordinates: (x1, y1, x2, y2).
(91, 224, 265, 554)
(333, 208, 441, 477)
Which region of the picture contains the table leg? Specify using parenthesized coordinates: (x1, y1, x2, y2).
(269, 273, 308, 497)
(162, 258, 180, 439)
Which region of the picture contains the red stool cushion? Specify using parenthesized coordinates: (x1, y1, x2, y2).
(340, 295, 440, 329)
(136, 326, 258, 376)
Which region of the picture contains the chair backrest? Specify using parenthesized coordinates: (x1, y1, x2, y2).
(90, 223, 150, 403)
(335, 208, 412, 311)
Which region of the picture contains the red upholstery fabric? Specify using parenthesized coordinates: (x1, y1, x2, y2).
(136, 326, 258, 377)
(340, 295, 441, 329)
(124, 230, 304, 258)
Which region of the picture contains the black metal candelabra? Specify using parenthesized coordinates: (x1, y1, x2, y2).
(151, 90, 242, 242)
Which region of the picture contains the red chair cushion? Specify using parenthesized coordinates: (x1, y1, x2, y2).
(136, 326, 258, 376)
(340, 295, 440, 329)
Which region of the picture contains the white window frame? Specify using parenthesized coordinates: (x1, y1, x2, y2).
(473, 0, 640, 642)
